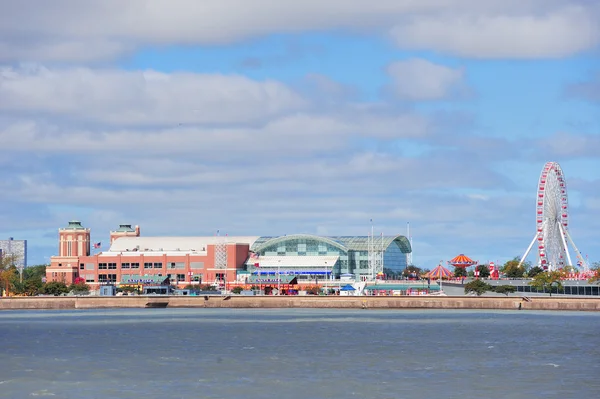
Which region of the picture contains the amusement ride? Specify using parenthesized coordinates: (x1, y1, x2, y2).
(518, 161, 588, 271)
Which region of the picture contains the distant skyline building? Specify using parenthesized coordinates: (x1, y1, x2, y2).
(0, 237, 28, 268)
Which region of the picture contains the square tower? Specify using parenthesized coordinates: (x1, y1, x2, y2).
(109, 224, 140, 244)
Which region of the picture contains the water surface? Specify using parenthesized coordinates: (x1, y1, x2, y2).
(1, 308, 599, 398)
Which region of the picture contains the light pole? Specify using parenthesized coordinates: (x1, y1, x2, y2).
(277, 260, 281, 295)
(325, 261, 328, 295)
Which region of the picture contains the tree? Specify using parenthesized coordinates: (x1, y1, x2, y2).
(6, 265, 47, 296)
(22, 265, 47, 281)
(230, 286, 243, 294)
(501, 257, 528, 278)
(464, 280, 492, 296)
(305, 285, 320, 295)
(476, 265, 490, 278)
(402, 265, 422, 279)
(527, 266, 544, 278)
(22, 279, 44, 296)
(41, 281, 69, 296)
(530, 271, 564, 296)
(69, 278, 90, 295)
(0, 254, 19, 296)
(587, 262, 600, 284)
(453, 267, 467, 278)
(494, 285, 516, 296)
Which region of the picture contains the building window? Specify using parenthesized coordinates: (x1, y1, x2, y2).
(177, 274, 185, 281)
(144, 262, 152, 268)
(80, 263, 84, 270)
(153, 262, 163, 269)
(98, 274, 107, 282)
(122, 263, 130, 269)
(130, 263, 139, 269)
(99, 263, 108, 269)
(108, 263, 117, 269)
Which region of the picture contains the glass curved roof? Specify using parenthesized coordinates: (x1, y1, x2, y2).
(251, 234, 411, 253)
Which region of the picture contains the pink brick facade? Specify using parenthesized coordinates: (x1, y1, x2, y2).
(46, 221, 251, 288)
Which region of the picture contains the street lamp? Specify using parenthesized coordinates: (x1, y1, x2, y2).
(277, 260, 281, 295)
(325, 261, 330, 295)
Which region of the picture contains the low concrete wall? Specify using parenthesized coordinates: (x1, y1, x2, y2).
(1, 295, 600, 311)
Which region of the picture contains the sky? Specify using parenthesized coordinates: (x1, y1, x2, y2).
(0, 0, 599, 268)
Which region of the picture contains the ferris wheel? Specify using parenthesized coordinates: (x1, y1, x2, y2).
(519, 162, 588, 271)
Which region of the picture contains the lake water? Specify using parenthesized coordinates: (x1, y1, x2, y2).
(1, 308, 599, 399)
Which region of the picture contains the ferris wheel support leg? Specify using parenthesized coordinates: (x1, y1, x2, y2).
(557, 223, 573, 267)
(564, 229, 589, 270)
(519, 235, 538, 268)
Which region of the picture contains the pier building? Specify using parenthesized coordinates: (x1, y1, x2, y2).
(45, 221, 412, 288)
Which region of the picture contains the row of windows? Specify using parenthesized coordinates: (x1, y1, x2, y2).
(93, 273, 189, 283)
(79, 262, 181, 270)
(98, 274, 117, 283)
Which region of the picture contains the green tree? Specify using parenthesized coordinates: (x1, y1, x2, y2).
(231, 286, 244, 294)
(530, 271, 564, 296)
(453, 267, 467, 278)
(23, 279, 44, 296)
(402, 265, 422, 278)
(494, 285, 516, 296)
(0, 255, 19, 296)
(42, 281, 70, 296)
(587, 262, 599, 284)
(476, 265, 490, 278)
(464, 280, 492, 296)
(69, 278, 90, 295)
(527, 266, 544, 278)
(501, 257, 528, 278)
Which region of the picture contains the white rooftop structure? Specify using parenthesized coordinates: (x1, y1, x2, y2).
(105, 236, 261, 255)
(245, 255, 339, 268)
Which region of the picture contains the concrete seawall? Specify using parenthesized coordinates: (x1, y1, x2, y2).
(1, 295, 600, 311)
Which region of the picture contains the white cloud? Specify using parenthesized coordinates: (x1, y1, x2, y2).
(386, 59, 465, 100)
(0, 1, 597, 61)
(535, 132, 600, 159)
(0, 65, 306, 126)
(390, 5, 600, 58)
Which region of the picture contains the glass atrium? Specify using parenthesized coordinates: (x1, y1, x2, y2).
(247, 234, 411, 280)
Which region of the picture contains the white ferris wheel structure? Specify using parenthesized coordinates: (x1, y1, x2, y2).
(519, 161, 589, 271)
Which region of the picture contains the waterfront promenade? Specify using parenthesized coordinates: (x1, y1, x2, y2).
(1, 295, 600, 311)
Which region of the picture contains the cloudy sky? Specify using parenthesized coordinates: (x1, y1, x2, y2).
(1, 0, 599, 268)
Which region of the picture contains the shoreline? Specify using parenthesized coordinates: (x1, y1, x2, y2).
(1, 295, 600, 311)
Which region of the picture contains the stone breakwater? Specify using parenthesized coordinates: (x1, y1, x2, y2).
(1, 295, 600, 311)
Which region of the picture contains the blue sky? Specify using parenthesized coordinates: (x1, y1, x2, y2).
(0, 0, 599, 268)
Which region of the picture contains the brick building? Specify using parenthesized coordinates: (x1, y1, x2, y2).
(46, 220, 255, 287)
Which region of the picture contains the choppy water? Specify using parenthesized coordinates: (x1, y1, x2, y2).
(1, 308, 599, 399)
